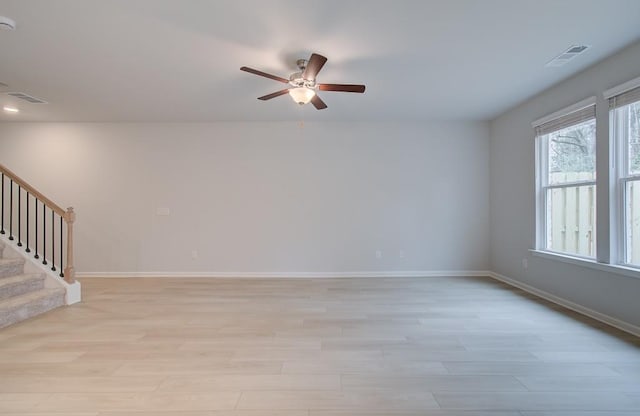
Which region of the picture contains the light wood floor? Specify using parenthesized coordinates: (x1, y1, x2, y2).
(1, 276, 639, 415)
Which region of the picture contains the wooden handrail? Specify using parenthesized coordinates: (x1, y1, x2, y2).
(0, 163, 75, 283)
(0, 163, 65, 216)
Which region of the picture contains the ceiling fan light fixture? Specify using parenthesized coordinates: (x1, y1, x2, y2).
(289, 87, 315, 105)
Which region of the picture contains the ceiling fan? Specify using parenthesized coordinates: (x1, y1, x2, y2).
(240, 53, 365, 110)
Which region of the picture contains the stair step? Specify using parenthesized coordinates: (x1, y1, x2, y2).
(0, 288, 65, 329)
(0, 274, 45, 301)
(0, 257, 25, 278)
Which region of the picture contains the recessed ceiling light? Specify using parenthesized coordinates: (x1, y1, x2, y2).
(3, 106, 19, 113)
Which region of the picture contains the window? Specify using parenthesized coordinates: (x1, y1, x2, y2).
(535, 100, 596, 258)
(610, 84, 640, 266)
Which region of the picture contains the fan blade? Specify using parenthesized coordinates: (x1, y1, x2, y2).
(318, 84, 366, 93)
(302, 53, 327, 80)
(240, 66, 289, 83)
(258, 89, 290, 101)
(311, 95, 327, 110)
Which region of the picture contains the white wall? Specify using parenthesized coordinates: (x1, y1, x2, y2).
(0, 121, 490, 275)
(490, 40, 640, 328)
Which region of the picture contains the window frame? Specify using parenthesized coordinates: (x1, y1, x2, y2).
(528, 77, 640, 281)
(611, 97, 640, 267)
(533, 97, 597, 259)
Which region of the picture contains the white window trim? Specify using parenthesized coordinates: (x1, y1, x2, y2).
(603, 75, 640, 100)
(612, 106, 624, 265)
(529, 78, 640, 275)
(534, 99, 597, 258)
(531, 96, 596, 128)
(610, 90, 640, 268)
(613, 106, 626, 265)
(535, 132, 544, 249)
(530, 249, 640, 280)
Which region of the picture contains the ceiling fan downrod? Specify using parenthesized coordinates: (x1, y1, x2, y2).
(296, 59, 308, 71)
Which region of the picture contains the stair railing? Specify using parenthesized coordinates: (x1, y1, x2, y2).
(0, 163, 75, 283)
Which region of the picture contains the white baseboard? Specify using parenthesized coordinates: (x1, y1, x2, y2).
(75, 268, 640, 337)
(488, 271, 640, 338)
(76, 270, 492, 279)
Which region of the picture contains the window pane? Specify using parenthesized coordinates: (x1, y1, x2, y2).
(625, 179, 640, 265)
(627, 102, 640, 175)
(547, 119, 596, 185)
(546, 185, 596, 257)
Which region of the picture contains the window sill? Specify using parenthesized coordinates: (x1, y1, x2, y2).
(530, 249, 640, 280)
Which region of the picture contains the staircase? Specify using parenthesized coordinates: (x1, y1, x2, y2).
(0, 163, 80, 328)
(0, 241, 65, 328)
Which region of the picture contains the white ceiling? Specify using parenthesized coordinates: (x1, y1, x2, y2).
(0, 0, 639, 122)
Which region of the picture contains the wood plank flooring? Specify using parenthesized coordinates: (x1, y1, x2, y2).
(0, 276, 639, 415)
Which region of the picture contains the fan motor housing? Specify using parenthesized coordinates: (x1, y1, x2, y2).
(289, 72, 316, 89)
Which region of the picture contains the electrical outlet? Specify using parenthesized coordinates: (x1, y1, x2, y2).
(522, 258, 528, 269)
(191, 250, 198, 259)
(375, 250, 382, 259)
(399, 250, 405, 259)
(156, 207, 171, 216)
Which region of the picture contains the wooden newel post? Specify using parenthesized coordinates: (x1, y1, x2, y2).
(64, 207, 76, 284)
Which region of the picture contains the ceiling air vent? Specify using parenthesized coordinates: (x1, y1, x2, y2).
(545, 45, 590, 67)
(7, 92, 48, 104)
(0, 16, 16, 31)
